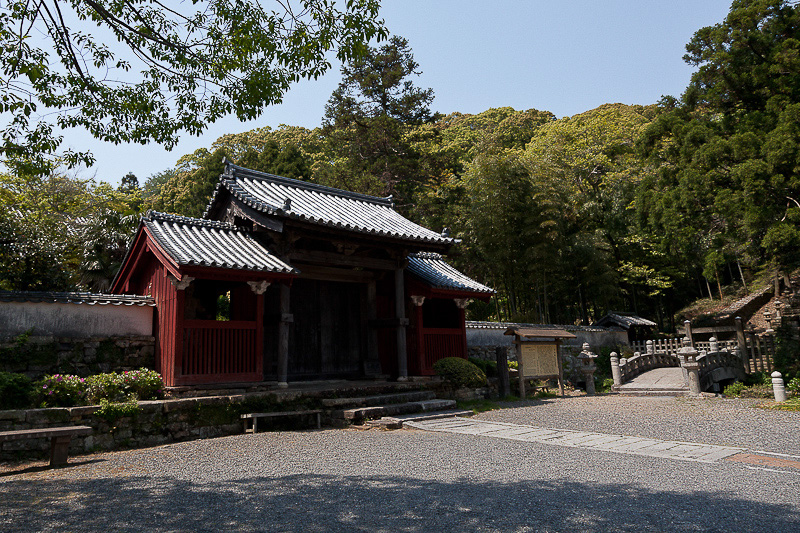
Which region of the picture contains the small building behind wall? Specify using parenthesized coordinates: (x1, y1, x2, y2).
(112, 162, 493, 387)
(593, 312, 657, 342)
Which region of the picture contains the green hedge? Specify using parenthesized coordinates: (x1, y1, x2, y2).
(0, 372, 34, 410)
(434, 357, 487, 388)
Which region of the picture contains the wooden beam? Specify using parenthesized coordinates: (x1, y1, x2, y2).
(289, 249, 400, 270)
(295, 264, 377, 283)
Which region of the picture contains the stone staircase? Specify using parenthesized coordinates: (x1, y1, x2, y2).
(322, 390, 473, 428)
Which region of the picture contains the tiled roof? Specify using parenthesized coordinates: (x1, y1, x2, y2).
(466, 321, 612, 333)
(503, 327, 576, 339)
(0, 290, 154, 306)
(144, 212, 297, 274)
(594, 312, 657, 328)
(205, 162, 454, 245)
(407, 252, 494, 294)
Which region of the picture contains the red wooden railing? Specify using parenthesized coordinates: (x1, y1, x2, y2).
(181, 320, 258, 377)
(422, 328, 467, 374)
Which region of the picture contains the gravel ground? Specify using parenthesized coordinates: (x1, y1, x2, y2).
(1, 396, 799, 532)
(477, 395, 800, 454)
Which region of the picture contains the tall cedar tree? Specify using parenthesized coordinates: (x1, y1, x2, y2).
(638, 0, 800, 277)
(322, 36, 435, 208)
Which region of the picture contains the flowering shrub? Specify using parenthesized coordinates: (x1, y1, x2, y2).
(119, 368, 162, 400)
(35, 369, 163, 407)
(36, 374, 87, 407)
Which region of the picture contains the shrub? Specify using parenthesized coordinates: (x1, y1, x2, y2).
(787, 377, 800, 396)
(468, 357, 498, 378)
(598, 377, 615, 394)
(94, 397, 142, 424)
(723, 381, 747, 397)
(120, 368, 162, 400)
(0, 372, 34, 410)
(85, 368, 162, 403)
(35, 368, 163, 407)
(738, 384, 774, 399)
(35, 374, 87, 407)
(433, 357, 487, 388)
(85, 373, 125, 403)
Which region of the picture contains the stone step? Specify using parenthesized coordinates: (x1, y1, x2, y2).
(336, 398, 457, 423)
(321, 390, 436, 409)
(366, 409, 474, 429)
(617, 389, 690, 397)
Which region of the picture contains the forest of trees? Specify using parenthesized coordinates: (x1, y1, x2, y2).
(2, 0, 799, 332)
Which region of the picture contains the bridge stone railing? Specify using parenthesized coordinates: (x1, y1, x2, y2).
(612, 337, 744, 392)
(697, 349, 746, 392)
(614, 348, 680, 387)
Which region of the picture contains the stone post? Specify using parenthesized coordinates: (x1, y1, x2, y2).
(709, 337, 718, 353)
(577, 342, 598, 395)
(646, 340, 654, 355)
(610, 352, 622, 388)
(772, 371, 787, 402)
(684, 320, 694, 347)
(678, 337, 701, 397)
(496, 346, 510, 399)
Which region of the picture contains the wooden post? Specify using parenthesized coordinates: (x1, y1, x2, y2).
(364, 280, 381, 376)
(735, 316, 748, 373)
(255, 292, 264, 379)
(516, 341, 525, 399)
(496, 346, 509, 399)
(278, 283, 291, 387)
(395, 268, 408, 381)
(556, 341, 565, 397)
(413, 297, 425, 375)
(174, 287, 185, 381)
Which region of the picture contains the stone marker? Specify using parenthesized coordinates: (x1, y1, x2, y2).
(772, 371, 787, 402)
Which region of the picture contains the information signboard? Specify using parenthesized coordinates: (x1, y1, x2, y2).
(520, 343, 559, 378)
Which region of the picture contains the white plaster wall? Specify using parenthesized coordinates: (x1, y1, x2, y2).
(466, 326, 628, 351)
(0, 302, 153, 338)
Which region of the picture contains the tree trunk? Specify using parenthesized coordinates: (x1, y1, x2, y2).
(736, 257, 748, 293)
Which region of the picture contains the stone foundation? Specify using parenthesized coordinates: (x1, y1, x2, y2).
(0, 335, 155, 379)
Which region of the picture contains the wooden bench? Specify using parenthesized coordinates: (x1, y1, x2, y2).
(241, 410, 322, 433)
(0, 426, 93, 466)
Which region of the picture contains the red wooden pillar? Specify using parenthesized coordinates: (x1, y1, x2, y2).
(255, 292, 264, 377)
(174, 287, 185, 382)
(415, 299, 425, 375)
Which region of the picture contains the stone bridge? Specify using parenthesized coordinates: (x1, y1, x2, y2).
(611, 339, 746, 396)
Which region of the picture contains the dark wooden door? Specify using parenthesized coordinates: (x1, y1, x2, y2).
(288, 279, 365, 378)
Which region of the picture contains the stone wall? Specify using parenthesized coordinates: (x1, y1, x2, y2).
(0, 335, 156, 379)
(0, 391, 308, 462)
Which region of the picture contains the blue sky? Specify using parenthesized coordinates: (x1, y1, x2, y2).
(67, 0, 735, 185)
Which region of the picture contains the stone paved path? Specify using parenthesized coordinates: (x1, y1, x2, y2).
(617, 367, 688, 392)
(406, 417, 742, 463)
